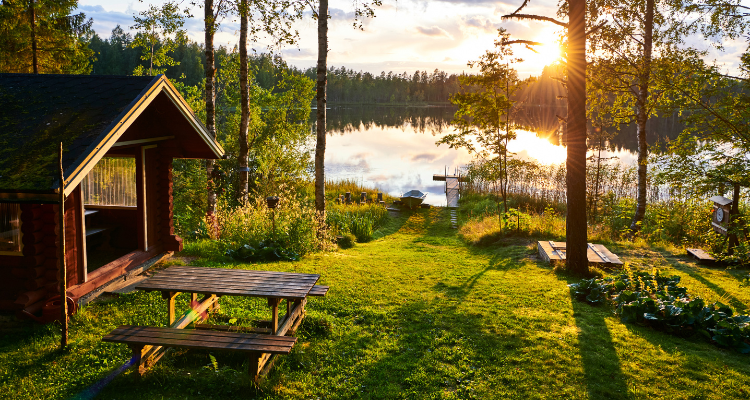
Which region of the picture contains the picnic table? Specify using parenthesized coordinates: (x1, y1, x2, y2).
(102, 266, 329, 380)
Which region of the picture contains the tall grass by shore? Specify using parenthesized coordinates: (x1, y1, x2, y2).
(185, 180, 395, 259)
(459, 157, 747, 263)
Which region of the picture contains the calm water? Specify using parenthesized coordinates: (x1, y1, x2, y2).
(320, 106, 681, 206)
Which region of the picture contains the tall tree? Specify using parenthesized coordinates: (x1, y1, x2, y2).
(0, 0, 93, 74)
(310, 0, 381, 217)
(235, 0, 306, 201)
(437, 28, 523, 223)
(314, 0, 328, 214)
(238, 0, 250, 202)
(504, 0, 593, 274)
(130, 1, 189, 76)
(204, 0, 229, 221)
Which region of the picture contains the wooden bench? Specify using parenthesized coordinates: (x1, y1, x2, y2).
(103, 325, 297, 380)
(308, 285, 329, 297)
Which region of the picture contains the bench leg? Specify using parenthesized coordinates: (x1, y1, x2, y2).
(128, 345, 146, 376)
(249, 352, 263, 382)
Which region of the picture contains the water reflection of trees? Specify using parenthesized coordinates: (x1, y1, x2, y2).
(318, 105, 685, 153)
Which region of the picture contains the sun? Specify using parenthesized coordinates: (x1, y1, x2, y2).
(520, 27, 563, 68)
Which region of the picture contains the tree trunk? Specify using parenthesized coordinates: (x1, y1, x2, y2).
(314, 0, 328, 214)
(629, 0, 654, 233)
(30, 0, 38, 74)
(566, 0, 588, 275)
(238, 0, 250, 203)
(205, 0, 217, 217)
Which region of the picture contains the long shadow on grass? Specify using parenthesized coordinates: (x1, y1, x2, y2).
(568, 283, 632, 399)
(328, 298, 524, 399)
(667, 261, 749, 313)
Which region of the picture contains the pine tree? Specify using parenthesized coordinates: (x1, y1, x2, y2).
(0, 0, 93, 74)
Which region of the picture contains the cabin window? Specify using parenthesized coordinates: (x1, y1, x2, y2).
(0, 203, 21, 254)
(82, 157, 137, 207)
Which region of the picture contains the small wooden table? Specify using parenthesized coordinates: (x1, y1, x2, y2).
(129, 266, 321, 378)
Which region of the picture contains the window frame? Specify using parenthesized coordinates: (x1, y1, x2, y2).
(0, 203, 23, 256)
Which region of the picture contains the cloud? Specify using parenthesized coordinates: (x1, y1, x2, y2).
(415, 25, 453, 38)
(282, 48, 317, 59)
(410, 152, 440, 162)
(463, 16, 497, 33)
(366, 174, 393, 182)
(77, 5, 134, 36)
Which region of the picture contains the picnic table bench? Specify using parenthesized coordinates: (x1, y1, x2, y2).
(102, 266, 328, 381)
(103, 326, 297, 376)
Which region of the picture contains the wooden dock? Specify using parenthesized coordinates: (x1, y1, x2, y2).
(434, 173, 462, 208)
(446, 177, 459, 208)
(537, 241, 624, 267)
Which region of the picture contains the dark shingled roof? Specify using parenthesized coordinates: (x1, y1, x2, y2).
(0, 73, 159, 192)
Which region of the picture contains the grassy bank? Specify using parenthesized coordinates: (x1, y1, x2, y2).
(1, 208, 749, 399)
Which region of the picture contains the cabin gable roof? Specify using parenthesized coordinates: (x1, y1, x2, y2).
(0, 73, 224, 198)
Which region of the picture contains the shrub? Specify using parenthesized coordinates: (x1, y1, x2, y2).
(326, 203, 388, 242)
(337, 233, 356, 249)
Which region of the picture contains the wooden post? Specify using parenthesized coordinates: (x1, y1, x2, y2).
(268, 297, 280, 334)
(162, 291, 178, 325)
(729, 182, 741, 253)
(58, 142, 68, 349)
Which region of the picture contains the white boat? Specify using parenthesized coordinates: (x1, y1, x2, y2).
(400, 190, 427, 209)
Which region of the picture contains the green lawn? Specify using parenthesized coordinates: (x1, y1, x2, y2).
(1, 208, 749, 399)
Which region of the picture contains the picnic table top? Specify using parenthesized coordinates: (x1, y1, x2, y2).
(136, 266, 320, 300)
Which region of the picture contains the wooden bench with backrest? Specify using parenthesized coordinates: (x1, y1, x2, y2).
(103, 325, 297, 380)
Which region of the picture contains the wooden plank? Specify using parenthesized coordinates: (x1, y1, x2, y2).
(164, 266, 320, 280)
(156, 270, 321, 282)
(139, 280, 317, 294)
(308, 285, 329, 297)
(194, 324, 272, 334)
(136, 284, 313, 299)
(104, 334, 294, 354)
(588, 243, 610, 263)
(276, 298, 305, 337)
(686, 248, 716, 261)
(106, 326, 296, 346)
(141, 274, 318, 288)
(538, 241, 622, 265)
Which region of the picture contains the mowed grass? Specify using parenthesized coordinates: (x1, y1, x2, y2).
(1, 208, 750, 399)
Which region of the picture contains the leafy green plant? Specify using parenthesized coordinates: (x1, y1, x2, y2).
(569, 266, 750, 353)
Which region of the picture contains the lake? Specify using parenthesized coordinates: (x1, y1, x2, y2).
(320, 105, 682, 206)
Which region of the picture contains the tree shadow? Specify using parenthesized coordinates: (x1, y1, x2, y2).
(568, 285, 633, 399)
(666, 259, 748, 313)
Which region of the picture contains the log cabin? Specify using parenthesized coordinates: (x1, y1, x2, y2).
(0, 74, 224, 318)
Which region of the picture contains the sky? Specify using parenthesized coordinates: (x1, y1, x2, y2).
(77, 0, 748, 78)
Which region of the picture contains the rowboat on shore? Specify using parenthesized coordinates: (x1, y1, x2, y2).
(400, 190, 427, 209)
